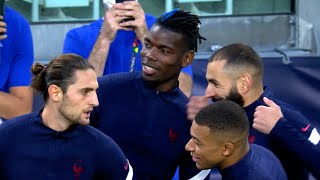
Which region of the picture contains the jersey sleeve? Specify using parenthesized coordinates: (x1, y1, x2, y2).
(95, 134, 133, 179)
(8, 15, 34, 88)
(63, 30, 87, 59)
(271, 117, 320, 179)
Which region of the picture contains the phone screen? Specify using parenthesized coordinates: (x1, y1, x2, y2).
(116, 0, 135, 3)
(0, 0, 4, 18)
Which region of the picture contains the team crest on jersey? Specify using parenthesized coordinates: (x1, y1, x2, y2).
(248, 135, 255, 144)
(73, 160, 84, 180)
(169, 128, 178, 143)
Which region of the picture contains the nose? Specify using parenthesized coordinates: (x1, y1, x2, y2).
(145, 47, 156, 61)
(91, 92, 99, 107)
(185, 139, 194, 152)
(204, 84, 216, 98)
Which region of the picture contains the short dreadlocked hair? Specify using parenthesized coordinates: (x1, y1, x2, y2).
(156, 9, 206, 52)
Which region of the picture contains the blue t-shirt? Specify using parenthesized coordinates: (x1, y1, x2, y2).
(63, 15, 193, 76)
(220, 144, 287, 180)
(0, 6, 34, 92)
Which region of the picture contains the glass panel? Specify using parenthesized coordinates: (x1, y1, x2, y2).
(5, 0, 293, 23)
(172, 0, 292, 16)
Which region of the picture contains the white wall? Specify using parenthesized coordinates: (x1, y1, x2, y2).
(297, 0, 320, 54)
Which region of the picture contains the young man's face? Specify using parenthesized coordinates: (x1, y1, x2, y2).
(58, 69, 99, 126)
(205, 60, 244, 106)
(140, 24, 191, 90)
(185, 121, 225, 170)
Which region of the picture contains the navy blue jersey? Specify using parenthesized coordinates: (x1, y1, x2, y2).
(244, 86, 312, 179)
(220, 144, 287, 180)
(271, 117, 320, 179)
(0, 112, 131, 180)
(91, 72, 204, 179)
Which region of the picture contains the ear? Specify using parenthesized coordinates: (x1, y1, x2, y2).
(182, 50, 195, 68)
(48, 85, 63, 102)
(222, 142, 234, 156)
(237, 74, 252, 94)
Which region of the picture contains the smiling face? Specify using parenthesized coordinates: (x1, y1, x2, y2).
(58, 69, 99, 126)
(185, 121, 226, 170)
(205, 60, 244, 106)
(140, 24, 193, 91)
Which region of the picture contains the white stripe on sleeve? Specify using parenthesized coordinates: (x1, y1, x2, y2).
(188, 169, 211, 180)
(308, 128, 320, 145)
(125, 160, 134, 180)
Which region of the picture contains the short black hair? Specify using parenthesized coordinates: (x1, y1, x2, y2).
(156, 9, 206, 52)
(195, 100, 249, 140)
(209, 43, 264, 81)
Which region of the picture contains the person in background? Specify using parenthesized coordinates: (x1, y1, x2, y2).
(186, 100, 287, 179)
(63, 0, 194, 97)
(253, 97, 320, 179)
(0, 5, 33, 123)
(186, 43, 314, 179)
(90, 9, 208, 179)
(0, 54, 133, 179)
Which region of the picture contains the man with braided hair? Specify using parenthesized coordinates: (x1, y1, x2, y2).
(90, 9, 208, 179)
(63, 0, 194, 97)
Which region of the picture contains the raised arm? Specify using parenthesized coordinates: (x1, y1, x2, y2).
(0, 13, 33, 120)
(89, 1, 148, 76)
(253, 97, 320, 179)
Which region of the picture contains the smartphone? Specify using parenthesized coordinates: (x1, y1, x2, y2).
(116, 0, 135, 3)
(103, 0, 135, 22)
(0, 0, 5, 36)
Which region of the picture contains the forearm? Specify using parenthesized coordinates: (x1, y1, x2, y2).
(178, 72, 192, 97)
(88, 35, 112, 77)
(0, 88, 32, 119)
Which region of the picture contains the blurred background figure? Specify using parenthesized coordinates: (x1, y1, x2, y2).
(0, 4, 33, 123)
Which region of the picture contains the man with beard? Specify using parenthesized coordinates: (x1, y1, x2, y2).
(187, 43, 315, 179)
(0, 54, 133, 179)
(90, 9, 209, 179)
(186, 100, 287, 179)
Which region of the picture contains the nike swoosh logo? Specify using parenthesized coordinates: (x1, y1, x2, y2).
(301, 124, 311, 132)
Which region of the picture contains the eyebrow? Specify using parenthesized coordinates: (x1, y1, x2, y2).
(81, 87, 96, 92)
(191, 134, 201, 143)
(144, 37, 175, 51)
(207, 78, 220, 85)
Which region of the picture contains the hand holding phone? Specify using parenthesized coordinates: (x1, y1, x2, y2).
(103, 0, 135, 22)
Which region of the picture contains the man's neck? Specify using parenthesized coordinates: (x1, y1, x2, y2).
(41, 106, 71, 132)
(243, 85, 264, 107)
(220, 142, 250, 170)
